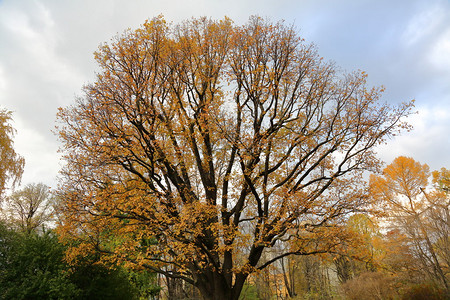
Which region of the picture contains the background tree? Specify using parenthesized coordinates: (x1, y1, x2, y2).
(433, 168, 450, 193)
(370, 156, 449, 294)
(384, 229, 417, 276)
(332, 214, 384, 284)
(0, 109, 24, 197)
(3, 183, 53, 233)
(57, 16, 413, 300)
(430, 168, 450, 280)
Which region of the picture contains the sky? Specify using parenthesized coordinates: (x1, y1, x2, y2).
(0, 0, 449, 189)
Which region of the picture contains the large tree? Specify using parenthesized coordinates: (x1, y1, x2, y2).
(57, 16, 413, 299)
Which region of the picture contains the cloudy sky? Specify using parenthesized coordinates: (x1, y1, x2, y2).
(1, 0, 449, 189)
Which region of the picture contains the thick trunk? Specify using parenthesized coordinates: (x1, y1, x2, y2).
(196, 273, 247, 300)
(195, 241, 263, 299)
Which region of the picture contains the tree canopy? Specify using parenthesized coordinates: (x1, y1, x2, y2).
(57, 16, 414, 299)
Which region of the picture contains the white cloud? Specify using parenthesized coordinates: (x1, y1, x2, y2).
(429, 28, 450, 72)
(13, 115, 61, 188)
(401, 3, 444, 46)
(0, 65, 6, 92)
(377, 105, 450, 170)
(1, 1, 83, 86)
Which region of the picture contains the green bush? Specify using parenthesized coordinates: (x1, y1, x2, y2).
(0, 223, 79, 299)
(0, 222, 160, 299)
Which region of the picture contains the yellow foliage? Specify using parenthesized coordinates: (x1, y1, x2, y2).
(0, 109, 24, 196)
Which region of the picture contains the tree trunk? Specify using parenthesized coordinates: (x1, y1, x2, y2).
(166, 277, 185, 300)
(196, 272, 247, 300)
(281, 256, 295, 298)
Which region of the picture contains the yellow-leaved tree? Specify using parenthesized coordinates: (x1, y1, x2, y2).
(56, 16, 413, 299)
(0, 109, 24, 198)
(370, 156, 449, 294)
